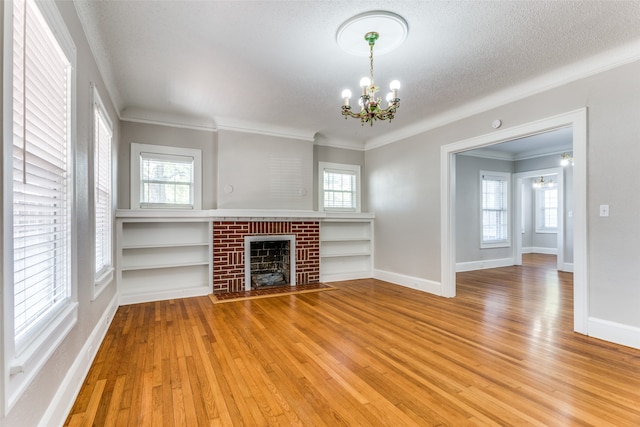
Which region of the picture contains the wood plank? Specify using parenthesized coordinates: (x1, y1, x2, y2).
(64, 254, 640, 425)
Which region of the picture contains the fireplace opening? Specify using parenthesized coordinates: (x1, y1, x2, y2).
(244, 235, 296, 291)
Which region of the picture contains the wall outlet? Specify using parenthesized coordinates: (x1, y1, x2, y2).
(599, 204, 609, 217)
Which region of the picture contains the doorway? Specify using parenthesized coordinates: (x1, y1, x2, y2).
(440, 109, 588, 334)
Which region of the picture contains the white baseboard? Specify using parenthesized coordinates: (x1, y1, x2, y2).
(588, 317, 640, 350)
(561, 262, 574, 272)
(119, 286, 211, 305)
(321, 271, 372, 283)
(373, 269, 442, 295)
(39, 293, 119, 427)
(455, 257, 514, 272)
(522, 247, 558, 255)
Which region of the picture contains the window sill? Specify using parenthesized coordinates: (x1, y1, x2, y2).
(6, 301, 78, 412)
(93, 267, 114, 300)
(480, 241, 511, 249)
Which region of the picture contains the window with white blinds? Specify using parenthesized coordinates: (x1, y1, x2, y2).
(130, 143, 202, 210)
(481, 171, 510, 248)
(319, 162, 361, 212)
(12, 0, 73, 346)
(93, 86, 113, 283)
(535, 186, 558, 233)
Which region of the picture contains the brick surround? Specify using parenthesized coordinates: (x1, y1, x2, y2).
(213, 221, 320, 293)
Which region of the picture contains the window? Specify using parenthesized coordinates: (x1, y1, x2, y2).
(130, 143, 202, 210)
(5, 0, 77, 410)
(536, 186, 558, 233)
(318, 162, 361, 212)
(93, 85, 113, 292)
(481, 171, 510, 248)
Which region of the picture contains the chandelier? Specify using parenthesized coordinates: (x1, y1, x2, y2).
(533, 176, 555, 188)
(340, 31, 400, 126)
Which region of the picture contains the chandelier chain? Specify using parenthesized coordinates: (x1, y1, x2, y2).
(369, 43, 374, 84)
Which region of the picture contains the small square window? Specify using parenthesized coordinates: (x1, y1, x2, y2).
(131, 143, 202, 210)
(319, 162, 361, 212)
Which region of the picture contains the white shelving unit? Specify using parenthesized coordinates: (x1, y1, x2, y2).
(320, 217, 374, 282)
(117, 218, 212, 305)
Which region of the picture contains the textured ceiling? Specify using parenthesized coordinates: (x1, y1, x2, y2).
(73, 1, 640, 148)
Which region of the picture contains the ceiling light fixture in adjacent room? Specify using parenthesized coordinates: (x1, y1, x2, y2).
(337, 11, 408, 126)
(533, 176, 555, 188)
(560, 152, 573, 166)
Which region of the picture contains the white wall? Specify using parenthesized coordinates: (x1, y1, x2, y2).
(1, 1, 119, 425)
(455, 155, 514, 263)
(516, 155, 574, 261)
(118, 121, 217, 209)
(217, 130, 314, 210)
(313, 145, 365, 211)
(366, 60, 640, 330)
(117, 125, 362, 212)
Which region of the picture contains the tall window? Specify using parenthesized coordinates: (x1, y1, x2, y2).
(93, 85, 113, 289)
(12, 0, 73, 345)
(6, 0, 77, 408)
(536, 186, 558, 233)
(481, 171, 510, 248)
(318, 162, 361, 212)
(130, 143, 202, 210)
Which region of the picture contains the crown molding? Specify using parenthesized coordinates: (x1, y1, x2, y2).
(364, 39, 640, 151)
(313, 136, 366, 151)
(216, 118, 316, 142)
(459, 144, 573, 162)
(120, 115, 217, 132)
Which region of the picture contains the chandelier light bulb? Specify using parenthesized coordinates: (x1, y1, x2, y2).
(386, 92, 393, 103)
(390, 80, 401, 90)
(341, 89, 352, 107)
(360, 77, 371, 88)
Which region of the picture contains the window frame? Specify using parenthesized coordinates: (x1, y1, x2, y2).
(480, 171, 511, 249)
(92, 84, 114, 298)
(535, 185, 559, 234)
(318, 161, 361, 213)
(3, 0, 78, 413)
(130, 143, 202, 210)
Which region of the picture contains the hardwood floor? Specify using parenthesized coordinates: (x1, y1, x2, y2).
(65, 254, 640, 426)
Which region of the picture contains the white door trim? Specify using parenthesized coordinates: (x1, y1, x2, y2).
(440, 108, 588, 334)
(513, 167, 564, 270)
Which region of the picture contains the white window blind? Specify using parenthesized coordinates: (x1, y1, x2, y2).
(12, 0, 72, 344)
(536, 187, 558, 232)
(481, 172, 510, 246)
(318, 162, 361, 213)
(323, 169, 357, 210)
(140, 152, 194, 208)
(94, 89, 112, 278)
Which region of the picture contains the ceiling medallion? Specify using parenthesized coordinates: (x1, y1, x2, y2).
(337, 11, 408, 126)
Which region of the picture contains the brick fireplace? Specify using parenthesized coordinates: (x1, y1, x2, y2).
(213, 221, 320, 293)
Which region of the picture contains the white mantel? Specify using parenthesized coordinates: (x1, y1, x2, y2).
(116, 209, 375, 221)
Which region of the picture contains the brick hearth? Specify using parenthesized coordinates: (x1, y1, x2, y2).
(213, 221, 320, 293)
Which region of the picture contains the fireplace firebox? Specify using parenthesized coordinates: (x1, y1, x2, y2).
(244, 235, 296, 291)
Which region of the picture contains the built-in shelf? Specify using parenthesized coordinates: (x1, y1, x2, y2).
(117, 218, 213, 304)
(320, 218, 373, 282)
(116, 211, 374, 302)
